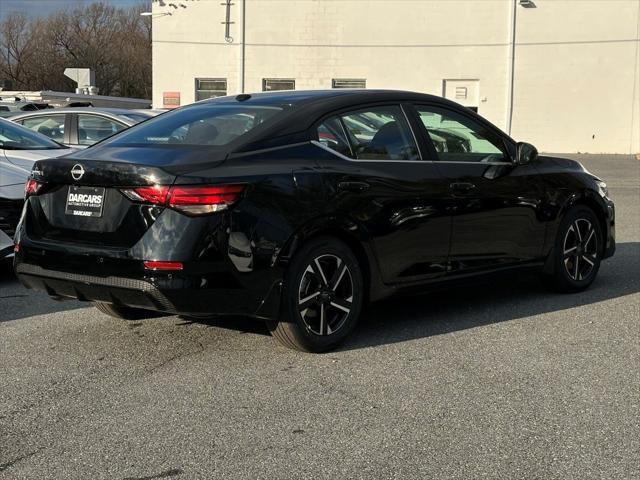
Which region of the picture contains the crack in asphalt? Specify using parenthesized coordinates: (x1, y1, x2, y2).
(122, 467, 183, 480)
(0, 450, 39, 472)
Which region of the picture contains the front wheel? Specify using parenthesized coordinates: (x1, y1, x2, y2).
(545, 206, 603, 292)
(267, 237, 364, 353)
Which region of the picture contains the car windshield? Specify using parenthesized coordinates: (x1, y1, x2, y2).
(0, 119, 65, 150)
(106, 104, 283, 147)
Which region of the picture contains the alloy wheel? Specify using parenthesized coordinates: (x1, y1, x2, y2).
(297, 254, 354, 336)
(562, 218, 598, 281)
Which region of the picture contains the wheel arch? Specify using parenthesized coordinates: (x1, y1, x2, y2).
(544, 190, 609, 274)
(277, 216, 387, 303)
(564, 191, 609, 255)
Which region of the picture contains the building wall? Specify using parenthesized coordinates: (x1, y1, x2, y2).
(152, 0, 640, 154)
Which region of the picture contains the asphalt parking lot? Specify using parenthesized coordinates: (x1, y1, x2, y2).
(1, 154, 638, 479)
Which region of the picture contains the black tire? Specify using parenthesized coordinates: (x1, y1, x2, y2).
(267, 236, 364, 353)
(545, 206, 603, 292)
(94, 302, 155, 320)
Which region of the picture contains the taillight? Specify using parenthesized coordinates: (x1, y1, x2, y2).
(122, 185, 170, 204)
(25, 178, 43, 198)
(168, 185, 245, 215)
(121, 184, 244, 216)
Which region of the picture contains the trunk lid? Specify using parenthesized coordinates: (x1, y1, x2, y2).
(26, 146, 227, 248)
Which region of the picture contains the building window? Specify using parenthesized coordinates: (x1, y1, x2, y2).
(332, 79, 366, 89)
(195, 78, 227, 100)
(262, 78, 295, 91)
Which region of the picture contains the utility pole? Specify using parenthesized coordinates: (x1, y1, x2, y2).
(241, 0, 246, 93)
(506, 0, 517, 136)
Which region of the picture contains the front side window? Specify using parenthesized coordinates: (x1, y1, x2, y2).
(263, 79, 295, 91)
(337, 105, 419, 161)
(19, 114, 66, 142)
(415, 106, 506, 163)
(196, 78, 227, 101)
(77, 115, 126, 145)
(0, 118, 65, 150)
(105, 104, 283, 147)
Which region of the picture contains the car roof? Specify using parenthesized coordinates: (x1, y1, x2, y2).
(203, 88, 443, 107)
(197, 89, 478, 152)
(8, 107, 156, 123)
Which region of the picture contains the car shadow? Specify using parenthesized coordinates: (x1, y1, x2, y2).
(0, 261, 89, 322)
(342, 241, 639, 351)
(181, 242, 639, 351)
(177, 313, 271, 336)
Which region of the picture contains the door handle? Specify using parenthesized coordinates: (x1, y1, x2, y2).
(449, 182, 476, 192)
(338, 181, 370, 193)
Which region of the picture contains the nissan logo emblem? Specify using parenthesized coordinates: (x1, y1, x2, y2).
(71, 164, 85, 181)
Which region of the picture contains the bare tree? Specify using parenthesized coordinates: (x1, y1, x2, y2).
(0, 13, 37, 89)
(0, 2, 152, 98)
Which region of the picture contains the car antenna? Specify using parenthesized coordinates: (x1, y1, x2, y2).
(235, 94, 251, 102)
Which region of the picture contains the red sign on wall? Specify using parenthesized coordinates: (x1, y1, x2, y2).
(163, 91, 180, 109)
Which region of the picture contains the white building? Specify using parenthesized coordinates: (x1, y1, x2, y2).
(151, 0, 640, 154)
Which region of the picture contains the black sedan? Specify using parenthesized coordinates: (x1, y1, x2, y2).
(13, 90, 615, 352)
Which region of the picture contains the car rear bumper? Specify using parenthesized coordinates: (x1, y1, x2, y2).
(14, 253, 283, 320)
(16, 263, 178, 311)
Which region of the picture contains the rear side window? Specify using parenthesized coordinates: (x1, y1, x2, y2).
(117, 113, 153, 124)
(317, 105, 419, 161)
(107, 104, 283, 147)
(20, 114, 66, 142)
(317, 116, 353, 157)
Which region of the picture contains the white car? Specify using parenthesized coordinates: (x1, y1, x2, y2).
(9, 108, 160, 148)
(0, 118, 73, 259)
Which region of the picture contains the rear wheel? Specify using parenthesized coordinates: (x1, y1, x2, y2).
(546, 206, 603, 292)
(267, 237, 364, 352)
(94, 302, 155, 320)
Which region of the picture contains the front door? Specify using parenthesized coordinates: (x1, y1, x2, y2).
(411, 103, 546, 274)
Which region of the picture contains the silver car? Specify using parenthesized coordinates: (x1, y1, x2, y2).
(0, 118, 72, 258)
(9, 108, 159, 148)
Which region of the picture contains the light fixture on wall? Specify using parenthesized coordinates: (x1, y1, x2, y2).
(519, 0, 537, 8)
(140, 11, 172, 17)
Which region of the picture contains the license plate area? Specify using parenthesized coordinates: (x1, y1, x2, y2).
(65, 186, 105, 218)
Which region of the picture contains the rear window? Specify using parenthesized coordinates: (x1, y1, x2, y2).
(106, 104, 283, 147)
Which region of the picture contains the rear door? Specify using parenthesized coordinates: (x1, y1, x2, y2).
(313, 103, 451, 284)
(410, 103, 546, 274)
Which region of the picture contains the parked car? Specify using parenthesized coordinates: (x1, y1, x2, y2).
(0, 118, 72, 259)
(0, 101, 53, 118)
(13, 90, 615, 351)
(9, 108, 158, 148)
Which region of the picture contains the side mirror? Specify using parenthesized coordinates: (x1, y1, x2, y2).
(515, 142, 538, 165)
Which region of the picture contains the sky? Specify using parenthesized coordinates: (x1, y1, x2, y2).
(0, 0, 149, 20)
